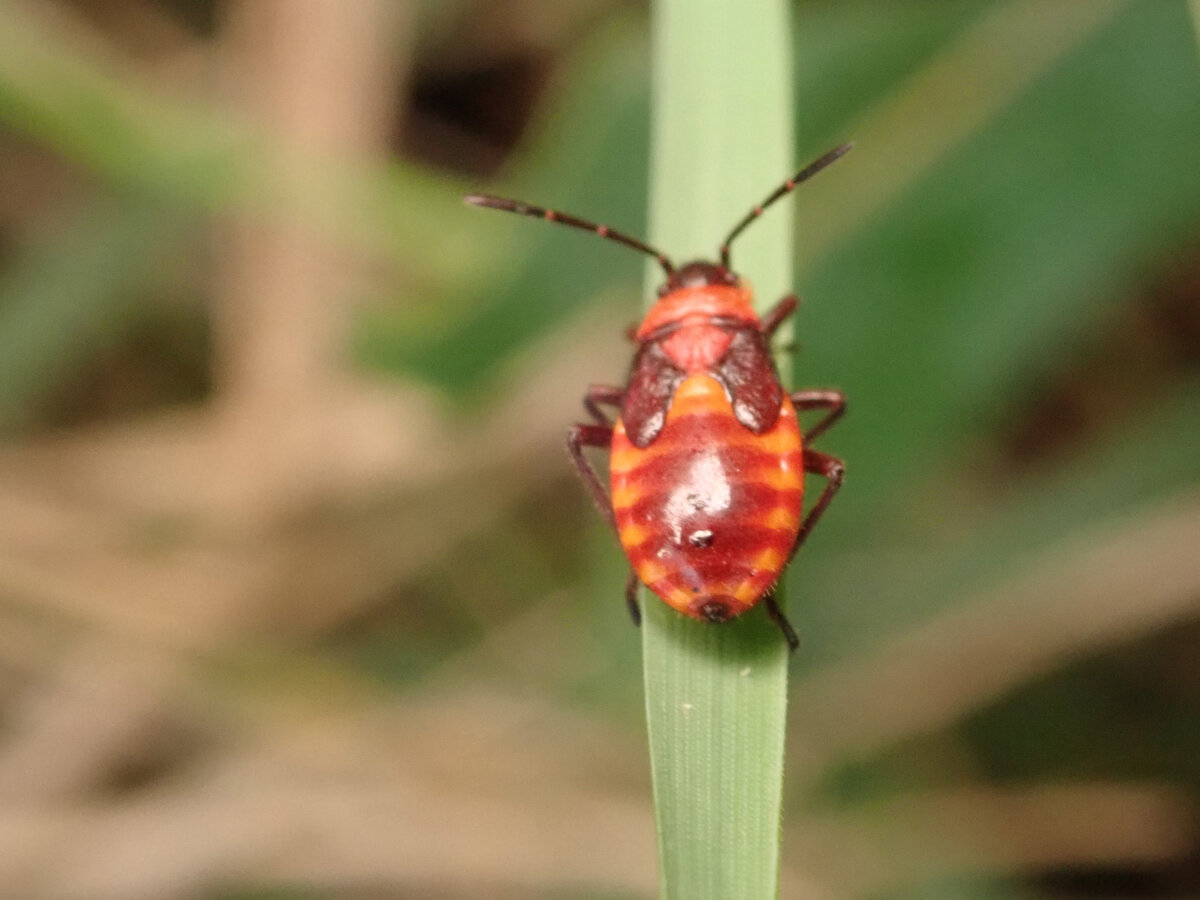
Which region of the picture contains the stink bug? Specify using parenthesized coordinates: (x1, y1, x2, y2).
(465, 143, 851, 649)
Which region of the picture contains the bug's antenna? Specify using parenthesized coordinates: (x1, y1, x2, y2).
(465, 194, 675, 277)
(718, 142, 853, 269)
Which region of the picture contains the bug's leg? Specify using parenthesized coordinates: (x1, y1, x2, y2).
(763, 590, 799, 652)
(567, 424, 617, 534)
(760, 294, 799, 340)
(789, 448, 846, 561)
(765, 446, 846, 649)
(790, 389, 846, 444)
(624, 570, 642, 626)
(584, 384, 624, 427)
(569, 420, 642, 628)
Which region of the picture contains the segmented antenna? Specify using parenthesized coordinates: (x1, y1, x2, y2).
(719, 142, 854, 269)
(464, 194, 675, 278)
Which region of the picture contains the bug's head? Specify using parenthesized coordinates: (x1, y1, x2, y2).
(658, 260, 739, 296)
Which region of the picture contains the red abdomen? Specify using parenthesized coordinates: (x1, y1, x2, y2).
(609, 373, 804, 622)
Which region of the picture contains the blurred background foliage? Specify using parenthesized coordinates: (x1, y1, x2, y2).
(0, 0, 1198, 897)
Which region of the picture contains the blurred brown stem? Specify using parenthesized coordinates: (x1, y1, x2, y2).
(214, 0, 410, 525)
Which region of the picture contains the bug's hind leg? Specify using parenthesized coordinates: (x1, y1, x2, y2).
(625, 570, 642, 626)
(767, 449, 844, 652)
(764, 590, 799, 652)
(789, 448, 846, 562)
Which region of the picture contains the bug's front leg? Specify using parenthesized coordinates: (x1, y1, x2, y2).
(789, 448, 846, 561)
(760, 294, 799, 340)
(790, 389, 846, 444)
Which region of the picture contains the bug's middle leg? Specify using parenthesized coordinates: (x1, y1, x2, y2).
(573, 386, 644, 626)
(566, 423, 616, 534)
(584, 384, 624, 426)
(790, 389, 846, 444)
(568, 384, 624, 530)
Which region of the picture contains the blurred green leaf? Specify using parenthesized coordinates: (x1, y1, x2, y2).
(0, 2, 492, 293)
(357, 13, 653, 392)
(782, 0, 1200, 667)
(0, 199, 190, 430)
(799, 0, 1200, 515)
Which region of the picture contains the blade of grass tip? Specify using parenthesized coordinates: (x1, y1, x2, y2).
(643, 1, 798, 899)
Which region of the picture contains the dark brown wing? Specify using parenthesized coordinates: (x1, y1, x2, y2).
(713, 327, 783, 433)
(621, 341, 685, 448)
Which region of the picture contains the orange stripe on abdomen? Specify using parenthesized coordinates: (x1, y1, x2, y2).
(610, 373, 803, 621)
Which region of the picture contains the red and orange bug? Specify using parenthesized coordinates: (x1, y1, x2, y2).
(465, 143, 851, 649)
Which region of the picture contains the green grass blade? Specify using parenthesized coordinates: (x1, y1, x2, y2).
(642, 1, 800, 897)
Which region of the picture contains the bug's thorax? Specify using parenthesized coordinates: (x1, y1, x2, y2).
(636, 280, 759, 373)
